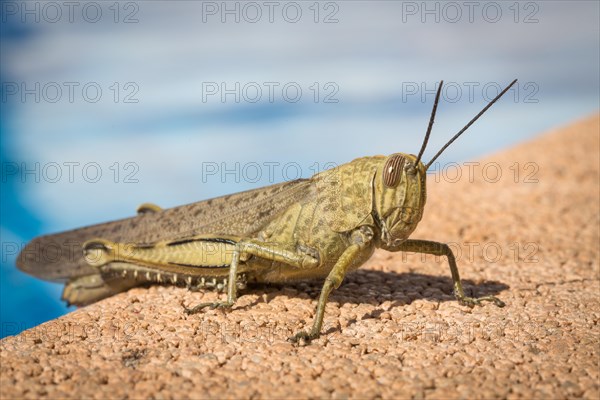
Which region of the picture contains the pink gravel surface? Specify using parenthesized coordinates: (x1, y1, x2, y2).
(1, 114, 599, 399)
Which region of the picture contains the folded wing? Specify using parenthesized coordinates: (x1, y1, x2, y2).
(17, 178, 313, 281)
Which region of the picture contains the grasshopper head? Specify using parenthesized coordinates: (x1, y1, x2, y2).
(373, 79, 517, 250)
(375, 153, 427, 249)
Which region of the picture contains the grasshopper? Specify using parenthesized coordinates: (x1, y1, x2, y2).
(17, 79, 516, 343)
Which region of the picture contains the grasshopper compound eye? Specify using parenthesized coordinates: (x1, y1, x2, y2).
(383, 154, 406, 187)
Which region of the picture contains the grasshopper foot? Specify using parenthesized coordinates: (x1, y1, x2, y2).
(456, 294, 505, 308)
(182, 300, 234, 315)
(288, 330, 319, 345)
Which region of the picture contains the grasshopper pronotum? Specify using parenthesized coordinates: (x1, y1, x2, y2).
(18, 79, 516, 343)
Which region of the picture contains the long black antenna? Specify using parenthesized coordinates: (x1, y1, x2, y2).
(414, 80, 443, 166)
(425, 79, 518, 170)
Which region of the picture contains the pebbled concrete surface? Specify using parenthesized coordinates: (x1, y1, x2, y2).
(1, 114, 599, 399)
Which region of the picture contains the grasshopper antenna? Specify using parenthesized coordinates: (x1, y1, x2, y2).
(414, 80, 443, 167)
(425, 79, 518, 170)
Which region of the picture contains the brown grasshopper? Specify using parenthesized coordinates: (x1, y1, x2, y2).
(17, 79, 516, 343)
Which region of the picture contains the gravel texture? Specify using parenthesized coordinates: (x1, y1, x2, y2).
(1, 115, 599, 399)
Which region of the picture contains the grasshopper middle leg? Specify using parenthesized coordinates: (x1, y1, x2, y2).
(288, 244, 361, 343)
(289, 227, 374, 344)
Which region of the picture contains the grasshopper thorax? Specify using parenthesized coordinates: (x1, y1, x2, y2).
(374, 153, 427, 249)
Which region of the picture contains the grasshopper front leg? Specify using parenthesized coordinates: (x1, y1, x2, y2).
(397, 239, 505, 307)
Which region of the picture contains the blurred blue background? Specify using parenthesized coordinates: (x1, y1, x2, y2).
(1, 1, 598, 338)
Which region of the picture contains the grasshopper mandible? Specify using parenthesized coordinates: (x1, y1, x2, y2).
(17, 79, 516, 343)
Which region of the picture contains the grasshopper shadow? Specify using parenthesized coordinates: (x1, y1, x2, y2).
(178, 270, 508, 337)
(254, 270, 509, 336)
(250, 269, 509, 310)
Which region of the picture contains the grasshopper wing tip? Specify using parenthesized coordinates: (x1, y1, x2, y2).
(15, 237, 42, 274)
(15, 234, 96, 281)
